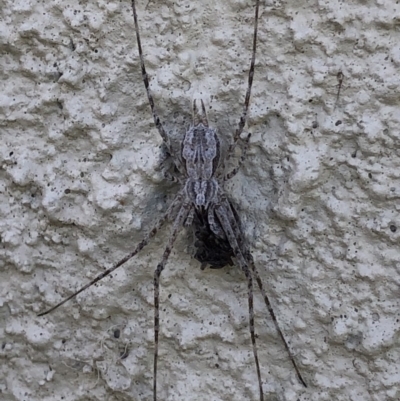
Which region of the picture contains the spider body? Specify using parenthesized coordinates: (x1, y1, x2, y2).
(38, 1, 307, 399)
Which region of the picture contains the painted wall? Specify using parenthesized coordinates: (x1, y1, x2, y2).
(1, 0, 400, 400)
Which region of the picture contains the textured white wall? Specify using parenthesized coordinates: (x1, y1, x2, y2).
(1, 0, 400, 400)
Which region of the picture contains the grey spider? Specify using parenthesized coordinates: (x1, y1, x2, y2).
(38, 0, 307, 399)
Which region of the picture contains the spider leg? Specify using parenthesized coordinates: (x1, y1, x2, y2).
(155, 143, 185, 181)
(226, 0, 259, 161)
(215, 201, 264, 401)
(153, 201, 192, 401)
(131, 0, 169, 145)
(208, 206, 226, 238)
(38, 193, 184, 317)
(246, 252, 308, 388)
(184, 206, 195, 227)
(224, 133, 251, 181)
(163, 171, 182, 183)
(219, 200, 307, 387)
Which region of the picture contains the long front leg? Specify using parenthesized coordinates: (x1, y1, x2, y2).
(131, 0, 169, 145)
(224, 133, 251, 181)
(225, 0, 260, 162)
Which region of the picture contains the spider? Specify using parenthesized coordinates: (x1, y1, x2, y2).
(38, 0, 307, 399)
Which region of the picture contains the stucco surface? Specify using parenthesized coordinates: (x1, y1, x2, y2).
(1, 0, 400, 400)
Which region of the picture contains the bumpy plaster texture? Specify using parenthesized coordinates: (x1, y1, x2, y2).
(1, 0, 400, 400)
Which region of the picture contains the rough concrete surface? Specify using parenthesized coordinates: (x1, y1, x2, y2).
(1, 0, 400, 400)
